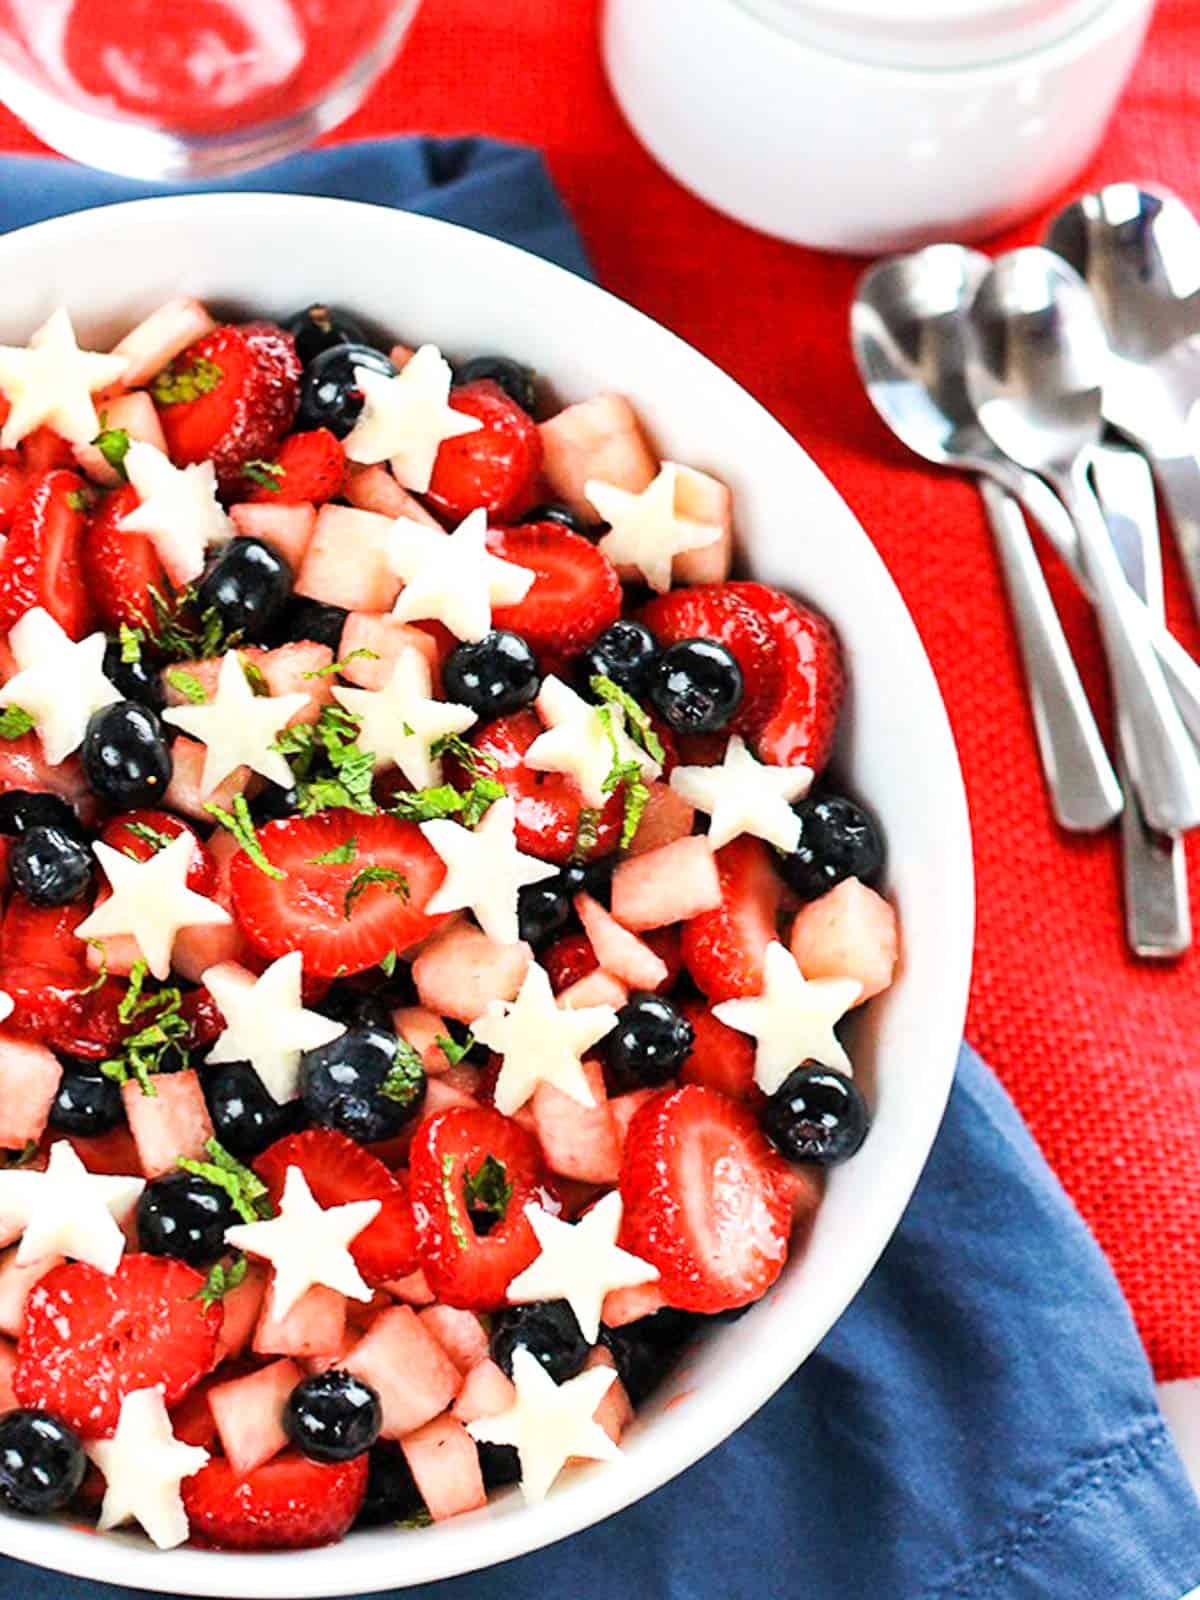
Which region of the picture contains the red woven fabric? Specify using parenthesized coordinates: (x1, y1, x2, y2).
(0, 0, 1196, 1379)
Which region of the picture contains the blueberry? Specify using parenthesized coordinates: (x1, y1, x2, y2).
(195, 537, 292, 643)
(577, 620, 659, 696)
(777, 793, 884, 901)
(204, 1060, 307, 1161)
(442, 631, 540, 719)
(606, 993, 692, 1089)
(49, 1066, 124, 1137)
(516, 876, 574, 948)
(318, 987, 395, 1034)
(251, 784, 301, 824)
(284, 1370, 382, 1463)
(0, 790, 80, 838)
(649, 638, 743, 734)
(477, 1442, 522, 1490)
(270, 596, 347, 653)
(519, 503, 594, 536)
(0, 1409, 86, 1515)
(285, 304, 369, 368)
(355, 1442, 425, 1527)
(136, 1170, 239, 1265)
(490, 1301, 590, 1384)
(9, 825, 92, 906)
(761, 1065, 869, 1165)
(600, 1309, 697, 1405)
(102, 640, 165, 713)
(297, 343, 396, 438)
(300, 1024, 426, 1144)
(81, 702, 172, 809)
(454, 355, 537, 414)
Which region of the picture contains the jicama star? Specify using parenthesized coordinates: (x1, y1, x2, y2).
(0, 1139, 143, 1275)
(331, 648, 475, 789)
(343, 343, 482, 492)
(120, 440, 233, 586)
(586, 463, 722, 594)
(421, 796, 557, 945)
(713, 940, 861, 1094)
(472, 960, 617, 1115)
(524, 676, 660, 809)
(670, 734, 812, 852)
(162, 649, 308, 795)
(0, 307, 127, 449)
(506, 1193, 659, 1343)
(388, 507, 534, 643)
(87, 1388, 209, 1550)
(0, 606, 120, 765)
(203, 953, 346, 1104)
(75, 831, 231, 981)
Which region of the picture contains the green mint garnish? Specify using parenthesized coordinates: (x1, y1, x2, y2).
(166, 668, 207, 705)
(302, 649, 380, 679)
(100, 963, 188, 1095)
(93, 424, 131, 477)
(344, 865, 408, 919)
(192, 1254, 248, 1312)
(571, 806, 601, 862)
(242, 460, 284, 493)
(118, 623, 143, 664)
(0, 706, 35, 740)
(437, 1030, 474, 1068)
(123, 819, 175, 856)
(204, 795, 284, 880)
(274, 705, 377, 817)
(308, 836, 357, 866)
(589, 674, 665, 764)
(179, 1139, 273, 1225)
(463, 1155, 513, 1228)
(239, 655, 269, 697)
(381, 1038, 425, 1108)
(378, 950, 399, 978)
(152, 353, 223, 406)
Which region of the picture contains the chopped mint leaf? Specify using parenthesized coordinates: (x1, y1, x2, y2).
(429, 733, 499, 783)
(152, 353, 222, 406)
(239, 655, 269, 697)
(101, 965, 188, 1095)
(590, 674, 665, 764)
(391, 774, 505, 829)
(344, 865, 408, 919)
(378, 949, 399, 978)
(2, 1140, 38, 1169)
(147, 585, 239, 664)
(399, 1508, 433, 1529)
(66, 489, 89, 512)
(243, 459, 284, 493)
(205, 795, 284, 880)
(275, 705, 378, 817)
(463, 1154, 513, 1226)
(597, 705, 651, 850)
(440, 1152, 470, 1252)
(93, 424, 131, 477)
(118, 622, 143, 664)
(381, 1038, 425, 1109)
(0, 706, 35, 740)
(80, 940, 109, 995)
(302, 648, 380, 679)
(166, 668, 207, 705)
(308, 836, 357, 866)
(192, 1253, 248, 1312)
(124, 819, 175, 855)
(179, 1139, 273, 1225)
(437, 1030, 474, 1068)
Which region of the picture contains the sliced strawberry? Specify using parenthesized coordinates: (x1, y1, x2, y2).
(84, 482, 172, 632)
(0, 461, 28, 533)
(154, 322, 301, 492)
(256, 1128, 418, 1284)
(179, 983, 225, 1049)
(644, 924, 683, 992)
(727, 582, 845, 772)
(229, 811, 450, 978)
(543, 929, 600, 994)
(469, 710, 623, 865)
(19, 427, 75, 474)
(0, 469, 94, 638)
(678, 998, 762, 1103)
(487, 522, 622, 668)
(0, 898, 121, 1056)
(410, 1106, 553, 1310)
(680, 836, 783, 1001)
(182, 1450, 367, 1550)
(14, 1253, 220, 1436)
(425, 379, 542, 522)
(100, 810, 217, 897)
(619, 1085, 791, 1312)
(637, 584, 781, 738)
(245, 428, 345, 505)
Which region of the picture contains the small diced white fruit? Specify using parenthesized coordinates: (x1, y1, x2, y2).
(208, 1358, 301, 1476)
(338, 612, 440, 690)
(451, 1358, 516, 1425)
(111, 297, 217, 386)
(585, 1345, 634, 1444)
(789, 878, 899, 1004)
(164, 735, 256, 821)
(601, 1281, 668, 1328)
(343, 1305, 461, 1439)
(557, 970, 628, 1010)
(296, 505, 400, 612)
(76, 392, 168, 486)
(122, 1070, 212, 1179)
(0, 1036, 61, 1149)
(343, 464, 442, 525)
(575, 893, 668, 990)
(0, 1246, 64, 1338)
(383, 1268, 435, 1306)
(610, 836, 721, 931)
(171, 919, 249, 985)
(539, 395, 656, 520)
(401, 1414, 487, 1522)
(259, 640, 335, 726)
(608, 1089, 656, 1158)
(230, 502, 317, 571)
(393, 1007, 453, 1076)
(624, 780, 696, 858)
(214, 1260, 269, 1364)
(670, 464, 733, 585)
(422, 1077, 479, 1117)
(254, 1281, 348, 1358)
(532, 1059, 621, 1185)
(413, 921, 532, 1023)
(418, 1305, 490, 1373)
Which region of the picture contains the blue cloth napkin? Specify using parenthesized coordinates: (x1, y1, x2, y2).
(0, 136, 1196, 1600)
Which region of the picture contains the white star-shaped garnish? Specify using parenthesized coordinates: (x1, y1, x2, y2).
(467, 1345, 620, 1503)
(162, 650, 308, 795)
(87, 1387, 209, 1550)
(387, 508, 534, 643)
(0, 607, 121, 765)
(203, 953, 345, 1105)
(0, 307, 127, 450)
(524, 676, 661, 809)
(506, 1193, 659, 1343)
(586, 463, 722, 594)
(421, 796, 557, 945)
(224, 1165, 380, 1320)
(120, 440, 233, 586)
(331, 648, 475, 788)
(0, 992, 13, 1025)
(342, 343, 483, 492)
(713, 941, 861, 1094)
(472, 960, 616, 1116)
(75, 831, 231, 981)
(670, 734, 812, 852)
(0, 1139, 143, 1274)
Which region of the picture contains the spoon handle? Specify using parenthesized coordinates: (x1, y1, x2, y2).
(1056, 457, 1200, 835)
(980, 479, 1121, 832)
(1147, 452, 1200, 623)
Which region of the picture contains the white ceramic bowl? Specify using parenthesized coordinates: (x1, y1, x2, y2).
(0, 194, 973, 1596)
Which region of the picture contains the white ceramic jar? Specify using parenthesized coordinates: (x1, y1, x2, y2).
(602, 0, 1157, 253)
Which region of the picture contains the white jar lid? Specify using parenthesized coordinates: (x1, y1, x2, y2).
(732, 0, 1116, 68)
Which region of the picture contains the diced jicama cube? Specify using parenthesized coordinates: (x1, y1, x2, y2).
(401, 1414, 487, 1522)
(624, 781, 696, 858)
(670, 464, 733, 585)
(164, 734, 255, 821)
(121, 1069, 212, 1179)
(0, 1035, 61, 1149)
(303, 1328, 360, 1376)
(539, 395, 656, 519)
(162, 657, 224, 706)
(111, 297, 216, 386)
(214, 1260, 269, 1364)
(609, 1090, 656, 1158)
(337, 613, 439, 690)
(254, 1281, 347, 1358)
(452, 1358, 516, 1425)
(296, 505, 401, 612)
(76, 392, 168, 486)
(343, 1306, 461, 1439)
(383, 1268, 435, 1307)
(343, 464, 443, 526)
(789, 878, 899, 1004)
(230, 501, 317, 571)
(601, 1280, 668, 1328)
(0, 1338, 17, 1411)
(0, 1247, 64, 1337)
(172, 918, 249, 985)
(257, 640, 336, 729)
(558, 970, 628, 1011)
(611, 836, 720, 931)
(418, 1306, 490, 1374)
(422, 1077, 479, 1117)
(575, 893, 668, 990)
(532, 1059, 620, 1184)
(393, 1007, 452, 1076)
(209, 1358, 301, 1476)
(584, 1345, 634, 1444)
(413, 922, 531, 1023)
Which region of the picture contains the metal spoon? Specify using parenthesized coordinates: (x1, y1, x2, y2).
(1047, 184, 1200, 617)
(851, 246, 1121, 832)
(965, 248, 1200, 836)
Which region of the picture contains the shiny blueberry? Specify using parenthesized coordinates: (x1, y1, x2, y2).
(477, 1442, 522, 1489)
(195, 537, 292, 643)
(516, 876, 574, 948)
(490, 1300, 590, 1385)
(300, 1024, 426, 1144)
(356, 1442, 425, 1527)
(8, 825, 92, 907)
(136, 1170, 239, 1265)
(204, 1060, 307, 1161)
(761, 1065, 869, 1165)
(0, 790, 80, 838)
(270, 596, 347, 653)
(606, 993, 693, 1089)
(102, 639, 165, 713)
(251, 784, 302, 824)
(319, 987, 396, 1035)
(285, 303, 370, 368)
(600, 1308, 697, 1405)
(454, 355, 537, 414)
(442, 630, 540, 719)
(577, 620, 659, 696)
(777, 793, 885, 901)
(81, 702, 172, 809)
(0, 1409, 86, 1515)
(648, 638, 743, 733)
(519, 503, 595, 536)
(297, 343, 396, 438)
(284, 1370, 382, 1463)
(49, 1065, 125, 1138)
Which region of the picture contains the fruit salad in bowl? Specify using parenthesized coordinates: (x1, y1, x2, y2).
(0, 192, 971, 1598)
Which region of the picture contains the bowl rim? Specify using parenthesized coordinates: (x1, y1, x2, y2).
(0, 192, 974, 1597)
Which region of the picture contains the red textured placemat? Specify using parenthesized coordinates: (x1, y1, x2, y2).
(0, 0, 1196, 1380)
